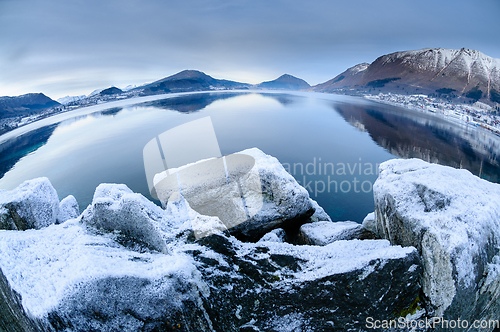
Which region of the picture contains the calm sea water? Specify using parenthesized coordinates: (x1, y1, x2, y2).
(1, 91, 499, 222)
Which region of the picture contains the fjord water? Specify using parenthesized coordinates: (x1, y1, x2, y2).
(0, 92, 499, 222)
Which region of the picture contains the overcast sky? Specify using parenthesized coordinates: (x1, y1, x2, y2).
(1, 0, 499, 99)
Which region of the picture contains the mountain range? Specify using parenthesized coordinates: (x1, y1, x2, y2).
(2, 47, 500, 124)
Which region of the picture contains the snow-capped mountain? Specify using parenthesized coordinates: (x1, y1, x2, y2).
(87, 88, 105, 98)
(57, 95, 86, 105)
(314, 48, 500, 105)
(314, 63, 369, 91)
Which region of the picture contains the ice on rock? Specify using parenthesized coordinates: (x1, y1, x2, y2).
(80, 183, 168, 253)
(57, 195, 80, 224)
(0, 177, 59, 230)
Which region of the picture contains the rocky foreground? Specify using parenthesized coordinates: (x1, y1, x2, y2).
(1, 148, 500, 331)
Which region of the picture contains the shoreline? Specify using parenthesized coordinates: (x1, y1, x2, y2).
(364, 93, 500, 137)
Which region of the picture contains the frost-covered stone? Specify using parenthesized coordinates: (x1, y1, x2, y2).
(374, 158, 500, 325)
(0, 178, 422, 332)
(80, 183, 168, 253)
(362, 211, 378, 235)
(298, 220, 376, 246)
(0, 177, 59, 230)
(57, 195, 79, 224)
(0, 215, 422, 332)
(308, 198, 332, 223)
(0, 219, 210, 331)
(195, 233, 421, 331)
(0, 267, 49, 332)
(257, 228, 287, 243)
(154, 148, 314, 241)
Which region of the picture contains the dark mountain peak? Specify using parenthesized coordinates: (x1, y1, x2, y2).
(139, 70, 249, 95)
(0, 92, 60, 119)
(0, 92, 56, 102)
(276, 74, 297, 80)
(164, 70, 214, 82)
(99, 87, 123, 96)
(258, 74, 310, 90)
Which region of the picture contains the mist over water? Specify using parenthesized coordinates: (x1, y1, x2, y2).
(0, 92, 498, 222)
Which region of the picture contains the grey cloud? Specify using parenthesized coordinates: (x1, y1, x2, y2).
(0, 0, 499, 98)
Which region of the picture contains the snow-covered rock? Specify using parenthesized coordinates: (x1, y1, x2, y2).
(0, 219, 208, 331)
(194, 233, 421, 331)
(362, 211, 377, 234)
(154, 148, 314, 241)
(80, 183, 168, 253)
(0, 177, 59, 231)
(298, 220, 375, 246)
(308, 198, 332, 223)
(258, 228, 287, 243)
(0, 268, 49, 332)
(57, 195, 79, 224)
(373, 158, 500, 323)
(0, 167, 425, 331)
(0, 216, 421, 332)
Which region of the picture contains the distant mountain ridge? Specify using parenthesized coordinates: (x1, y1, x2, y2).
(4, 48, 500, 126)
(0, 93, 60, 119)
(257, 74, 310, 90)
(313, 48, 500, 105)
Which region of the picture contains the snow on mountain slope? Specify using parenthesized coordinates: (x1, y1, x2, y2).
(314, 48, 500, 105)
(57, 95, 86, 105)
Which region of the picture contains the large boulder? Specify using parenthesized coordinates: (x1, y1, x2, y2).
(0, 219, 209, 332)
(0, 268, 49, 332)
(196, 234, 421, 332)
(154, 148, 314, 241)
(80, 183, 169, 253)
(373, 158, 500, 327)
(0, 178, 59, 231)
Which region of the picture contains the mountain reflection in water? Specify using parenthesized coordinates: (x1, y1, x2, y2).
(334, 102, 500, 183)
